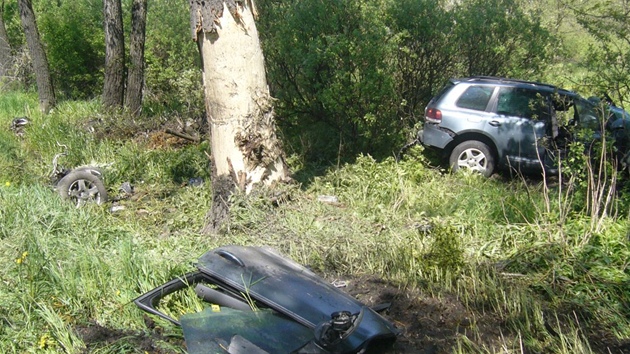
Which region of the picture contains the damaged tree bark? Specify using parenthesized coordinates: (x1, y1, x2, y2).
(189, 0, 289, 234)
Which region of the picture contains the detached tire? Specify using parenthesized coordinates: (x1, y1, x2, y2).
(449, 141, 495, 177)
(57, 169, 108, 206)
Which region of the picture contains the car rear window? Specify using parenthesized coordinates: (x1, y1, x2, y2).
(428, 81, 455, 105)
(456, 85, 494, 111)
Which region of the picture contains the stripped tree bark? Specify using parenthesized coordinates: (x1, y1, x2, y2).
(189, 0, 289, 234)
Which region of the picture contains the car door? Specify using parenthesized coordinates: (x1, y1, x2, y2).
(485, 87, 551, 170)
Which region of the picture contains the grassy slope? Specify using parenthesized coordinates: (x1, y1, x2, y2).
(1, 93, 629, 353)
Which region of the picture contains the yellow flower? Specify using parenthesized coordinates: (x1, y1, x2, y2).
(4, 181, 9, 187)
(16, 251, 28, 264)
(38, 333, 53, 349)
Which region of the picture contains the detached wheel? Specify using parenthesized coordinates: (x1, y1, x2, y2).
(57, 170, 108, 206)
(449, 141, 495, 177)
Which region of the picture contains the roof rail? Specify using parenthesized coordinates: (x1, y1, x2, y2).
(463, 76, 559, 90)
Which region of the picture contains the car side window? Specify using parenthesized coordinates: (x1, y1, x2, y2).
(496, 87, 550, 120)
(455, 85, 494, 111)
(574, 99, 600, 130)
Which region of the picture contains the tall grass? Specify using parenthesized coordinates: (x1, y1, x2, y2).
(1, 94, 629, 353)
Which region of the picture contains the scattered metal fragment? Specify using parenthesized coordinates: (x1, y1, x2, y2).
(10, 117, 29, 137)
(317, 195, 339, 204)
(119, 182, 134, 195)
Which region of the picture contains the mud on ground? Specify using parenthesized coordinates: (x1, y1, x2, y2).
(72, 274, 507, 353)
(75, 275, 629, 353)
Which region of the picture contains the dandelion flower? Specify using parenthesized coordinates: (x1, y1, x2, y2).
(16, 251, 28, 264)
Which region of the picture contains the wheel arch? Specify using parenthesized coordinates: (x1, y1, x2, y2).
(445, 132, 500, 163)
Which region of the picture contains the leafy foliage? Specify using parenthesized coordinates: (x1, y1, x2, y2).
(143, 0, 203, 117)
(2, 0, 201, 113)
(259, 0, 555, 163)
(387, 0, 457, 125)
(572, 0, 630, 107)
(35, 0, 104, 99)
(452, 0, 552, 78)
(259, 0, 400, 159)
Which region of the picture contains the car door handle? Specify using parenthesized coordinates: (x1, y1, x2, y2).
(489, 120, 501, 127)
(216, 250, 246, 267)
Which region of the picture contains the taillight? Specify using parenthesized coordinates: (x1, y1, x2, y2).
(426, 108, 442, 123)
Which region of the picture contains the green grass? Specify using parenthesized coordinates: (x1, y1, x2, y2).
(1, 94, 629, 353)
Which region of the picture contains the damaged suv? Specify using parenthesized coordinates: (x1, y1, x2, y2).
(419, 77, 630, 177)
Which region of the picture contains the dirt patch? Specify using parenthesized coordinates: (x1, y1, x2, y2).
(75, 320, 184, 353)
(340, 275, 504, 353)
(73, 276, 497, 353)
(75, 275, 630, 353)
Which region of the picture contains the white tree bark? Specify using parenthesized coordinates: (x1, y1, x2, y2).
(194, 0, 287, 194)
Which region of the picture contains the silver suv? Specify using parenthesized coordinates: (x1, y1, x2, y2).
(419, 77, 613, 176)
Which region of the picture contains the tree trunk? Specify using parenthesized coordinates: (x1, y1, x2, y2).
(102, 0, 125, 109)
(18, 0, 55, 114)
(125, 0, 147, 116)
(189, 0, 289, 234)
(0, 0, 12, 79)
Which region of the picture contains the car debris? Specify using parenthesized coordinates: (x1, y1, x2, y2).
(134, 245, 399, 354)
(109, 205, 125, 212)
(10, 117, 29, 137)
(317, 195, 340, 205)
(50, 143, 108, 207)
(119, 181, 134, 195)
(188, 177, 204, 187)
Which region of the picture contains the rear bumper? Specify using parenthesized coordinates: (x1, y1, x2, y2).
(420, 123, 453, 149)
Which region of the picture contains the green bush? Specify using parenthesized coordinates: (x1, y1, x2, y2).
(36, 0, 104, 99)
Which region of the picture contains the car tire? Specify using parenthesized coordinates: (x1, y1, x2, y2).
(449, 141, 495, 177)
(57, 169, 108, 206)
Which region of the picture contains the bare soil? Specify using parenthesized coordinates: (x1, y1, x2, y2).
(74, 274, 476, 353)
(75, 321, 181, 354)
(343, 275, 500, 354)
(74, 273, 630, 353)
